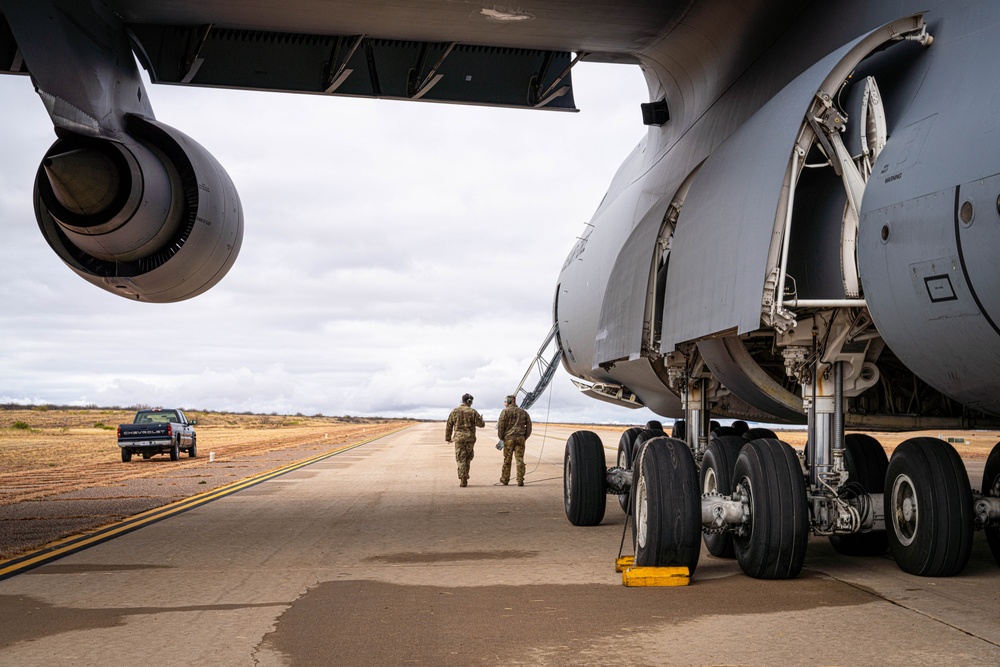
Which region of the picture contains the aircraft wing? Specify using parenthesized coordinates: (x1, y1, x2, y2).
(127, 26, 581, 111)
(2, 1, 683, 112)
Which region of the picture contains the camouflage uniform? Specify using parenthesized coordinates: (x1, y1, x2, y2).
(446, 403, 484, 486)
(497, 404, 532, 486)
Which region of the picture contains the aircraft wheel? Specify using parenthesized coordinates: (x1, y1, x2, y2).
(121, 448, 132, 463)
(170, 440, 180, 461)
(885, 437, 973, 576)
(983, 442, 1000, 567)
(733, 438, 809, 579)
(633, 436, 701, 573)
(830, 434, 889, 556)
(701, 435, 745, 558)
(627, 429, 665, 516)
(564, 431, 606, 526)
(616, 428, 642, 513)
(671, 419, 685, 440)
(742, 427, 777, 441)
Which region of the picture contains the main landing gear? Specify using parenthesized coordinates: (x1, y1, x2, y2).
(564, 363, 1000, 581)
(564, 423, 1000, 579)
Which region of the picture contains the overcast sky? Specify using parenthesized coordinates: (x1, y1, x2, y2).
(0, 61, 668, 425)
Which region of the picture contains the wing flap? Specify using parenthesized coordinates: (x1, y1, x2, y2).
(128, 24, 578, 111)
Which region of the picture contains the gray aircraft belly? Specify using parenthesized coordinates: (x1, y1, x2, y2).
(858, 5, 1000, 414)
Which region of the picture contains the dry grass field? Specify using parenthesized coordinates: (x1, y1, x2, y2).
(0, 407, 414, 505)
(2, 409, 997, 507)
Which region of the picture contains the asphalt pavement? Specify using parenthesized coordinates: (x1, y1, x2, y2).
(1, 423, 998, 666)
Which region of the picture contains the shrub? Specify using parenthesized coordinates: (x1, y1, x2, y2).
(11, 421, 30, 430)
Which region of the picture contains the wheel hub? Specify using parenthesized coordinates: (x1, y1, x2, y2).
(704, 467, 718, 495)
(636, 473, 648, 549)
(891, 473, 918, 547)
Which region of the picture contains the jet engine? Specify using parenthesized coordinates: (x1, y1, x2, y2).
(33, 115, 243, 302)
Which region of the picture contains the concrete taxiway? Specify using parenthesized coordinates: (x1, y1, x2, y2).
(1, 422, 998, 666)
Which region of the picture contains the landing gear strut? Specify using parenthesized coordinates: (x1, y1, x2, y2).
(563, 327, 989, 581)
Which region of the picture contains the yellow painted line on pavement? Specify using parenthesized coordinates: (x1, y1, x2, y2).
(0, 426, 410, 580)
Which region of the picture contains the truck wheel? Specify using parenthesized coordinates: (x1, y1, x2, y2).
(121, 448, 132, 463)
(170, 440, 180, 461)
(188, 440, 197, 458)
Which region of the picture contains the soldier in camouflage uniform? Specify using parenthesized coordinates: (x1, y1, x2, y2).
(496, 395, 532, 486)
(445, 393, 485, 487)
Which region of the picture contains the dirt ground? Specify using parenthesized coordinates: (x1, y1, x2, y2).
(3, 409, 997, 508)
(1, 410, 997, 562)
(0, 408, 414, 506)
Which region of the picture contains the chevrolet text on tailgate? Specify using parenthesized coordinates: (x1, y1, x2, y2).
(118, 408, 197, 462)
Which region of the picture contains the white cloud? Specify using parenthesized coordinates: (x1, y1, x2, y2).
(0, 61, 664, 427)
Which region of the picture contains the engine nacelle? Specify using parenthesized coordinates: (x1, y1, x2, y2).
(34, 115, 243, 302)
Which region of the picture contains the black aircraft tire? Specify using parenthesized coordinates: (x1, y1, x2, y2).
(743, 427, 777, 441)
(564, 431, 607, 526)
(733, 438, 809, 579)
(633, 436, 701, 574)
(885, 437, 973, 577)
(701, 436, 745, 558)
(616, 428, 642, 514)
(170, 440, 180, 461)
(671, 419, 686, 440)
(121, 448, 132, 463)
(830, 434, 889, 557)
(983, 442, 1000, 567)
(626, 429, 665, 517)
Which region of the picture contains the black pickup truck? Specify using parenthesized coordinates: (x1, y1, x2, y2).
(118, 408, 197, 462)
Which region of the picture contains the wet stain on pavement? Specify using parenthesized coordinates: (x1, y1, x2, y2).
(259, 573, 874, 666)
(0, 594, 287, 647)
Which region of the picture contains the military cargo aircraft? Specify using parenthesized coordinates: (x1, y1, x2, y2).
(2, 1, 1000, 580)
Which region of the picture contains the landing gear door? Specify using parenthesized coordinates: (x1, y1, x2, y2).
(661, 14, 929, 351)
